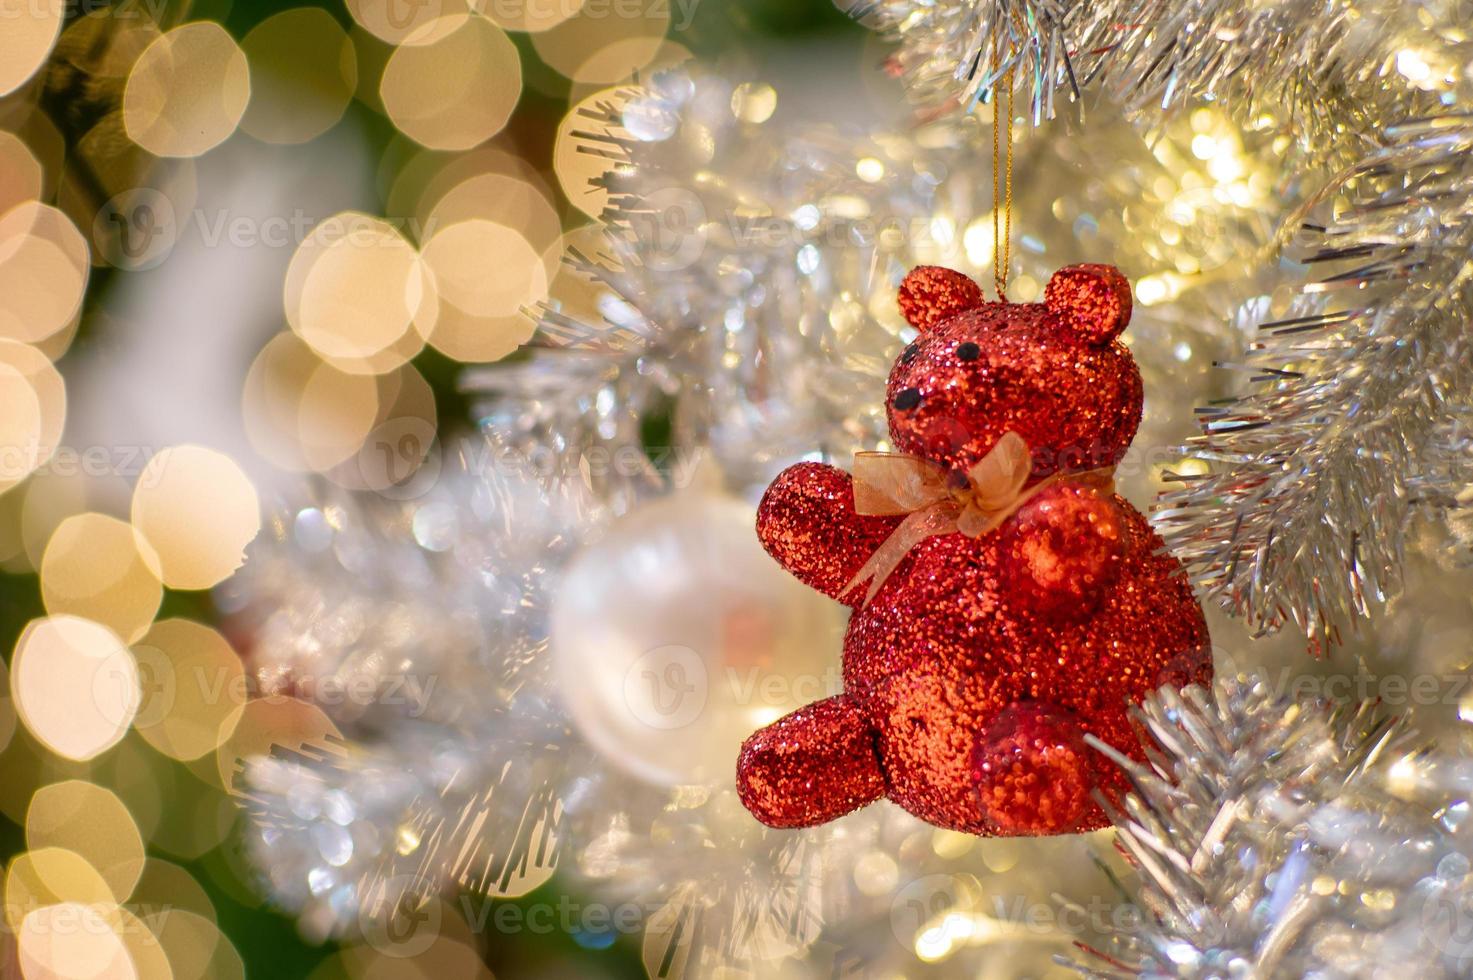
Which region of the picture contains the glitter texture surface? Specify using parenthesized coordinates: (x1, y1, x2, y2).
(743, 265, 1210, 835)
(896, 264, 986, 332)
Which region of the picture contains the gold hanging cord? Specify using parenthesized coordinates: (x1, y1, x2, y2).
(990, 20, 1016, 301)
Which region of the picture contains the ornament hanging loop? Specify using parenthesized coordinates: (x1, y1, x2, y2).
(990, 17, 1017, 301)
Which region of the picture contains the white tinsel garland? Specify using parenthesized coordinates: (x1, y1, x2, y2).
(1072, 673, 1473, 978)
(1157, 117, 1473, 650)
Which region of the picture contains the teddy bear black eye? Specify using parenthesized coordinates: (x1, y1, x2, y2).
(894, 387, 922, 411)
(955, 342, 980, 362)
(900, 342, 920, 364)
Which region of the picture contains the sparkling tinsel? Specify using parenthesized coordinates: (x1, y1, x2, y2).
(502, 67, 955, 492)
(221, 437, 594, 940)
(230, 53, 1464, 976)
(847, 0, 1470, 155)
(1155, 117, 1473, 651)
(1072, 673, 1473, 978)
(490, 65, 1278, 503)
(223, 431, 897, 972)
(843, 0, 1083, 123)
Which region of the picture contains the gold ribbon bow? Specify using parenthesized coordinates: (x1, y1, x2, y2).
(842, 432, 1116, 604)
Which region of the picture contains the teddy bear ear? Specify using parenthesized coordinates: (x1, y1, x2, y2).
(898, 266, 985, 333)
(1044, 264, 1132, 345)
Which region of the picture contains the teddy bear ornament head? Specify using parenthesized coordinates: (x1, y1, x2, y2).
(739, 264, 1210, 838)
(886, 263, 1143, 481)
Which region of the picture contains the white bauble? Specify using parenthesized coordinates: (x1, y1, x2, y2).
(552, 491, 846, 786)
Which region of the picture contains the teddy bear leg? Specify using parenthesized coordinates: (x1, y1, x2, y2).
(737, 694, 886, 828)
(970, 702, 1104, 835)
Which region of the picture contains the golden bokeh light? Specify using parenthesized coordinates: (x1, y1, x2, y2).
(123, 22, 252, 158)
(133, 618, 248, 762)
(0, 341, 65, 490)
(555, 87, 625, 218)
(131, 858, 216, 924)
(380, 17, 523, 151)
(243, 332, 384, 472)
(0, 0, 64, 97)
(0, 730, 74, 831)
(0, 201, 90, 345)
(0, 131, 43, 215)
(115, 905, 173, 980)
(485, 0, 586, 32)
(300, 360, 389, 472)
(285, 212, 433, 361)
(347, 0, 480, 46)
(17, 902, 138, 979)
(41, 513, 163, 644)
(374, 362, 438, 435)
(11, 616, 138, 761)
(321, 322, 429, 377)
(26, 780, 146, 901)
(91, 738, 166, 847)
(418, 215, 545, 360)
(531, 0, 669, 83)
(6, 849, 115, 928)
(146, 908, 230, 980)
(0, 363, 43, 496)
(424, 300, 538, 364)
(539, 220, 604, 319)
(155, 907, 244, 978)
(334, 363, 438, 492)
(423, 219, 547, 319)
(214, 697, 340, 794)
(424, 171, 563, 280)
(241, 8, 358, 146)
(569, 35, 673, 87)
(17, 470, 87, 571)
(731, 81, 778, 123)
(391, 144, 541, 223)
(130, 446, 261, 591)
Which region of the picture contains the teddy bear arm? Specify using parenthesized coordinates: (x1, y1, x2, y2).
(756, 462, 901, 606)
(999, 483, 1128, 616)
(736, 694, 885, 828)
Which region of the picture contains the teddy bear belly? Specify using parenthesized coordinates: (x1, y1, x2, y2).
(840, 526, 1210, 835)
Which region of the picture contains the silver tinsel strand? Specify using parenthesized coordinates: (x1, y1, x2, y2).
(501, 68, 955, 492)
(1071, 674, 1473, 978)
(1155, 117, 1473, 651)
(221, 438, 595, 941)
(847, 0, 1469, 153)
(844, 0, 1083, 123)
(230, 51, 1473, 978)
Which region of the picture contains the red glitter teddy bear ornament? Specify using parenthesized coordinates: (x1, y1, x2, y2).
(738, 264, 1211, 836)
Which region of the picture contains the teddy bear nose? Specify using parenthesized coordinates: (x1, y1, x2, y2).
(956, 342, 980, 362)
(894, 388, 922, 411)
